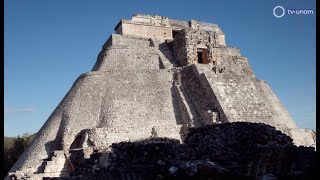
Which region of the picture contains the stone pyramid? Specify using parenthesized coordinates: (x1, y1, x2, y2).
(8, 14, 315, 178)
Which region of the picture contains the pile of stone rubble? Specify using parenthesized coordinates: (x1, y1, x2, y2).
(184, 122, 293, 162)
(45, 122, 316, 179)
(95, 122, 315, 179)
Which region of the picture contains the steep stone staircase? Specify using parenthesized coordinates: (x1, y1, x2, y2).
(41, 150, 71, 178)
(196, 65, 272, 122)
(8, 150, 72, 180)
(158, 41, 175, 69)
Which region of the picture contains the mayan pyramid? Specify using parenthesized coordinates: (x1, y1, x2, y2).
(8, 14, 315, 178)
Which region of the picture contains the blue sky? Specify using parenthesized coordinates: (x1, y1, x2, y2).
(4, 0, 316, 136)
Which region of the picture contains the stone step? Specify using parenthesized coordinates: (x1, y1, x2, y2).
(53, 150, 66, 156)
(45, 161, 55, 166)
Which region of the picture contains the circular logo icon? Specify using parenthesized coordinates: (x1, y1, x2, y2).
(273, 6, 285, 18)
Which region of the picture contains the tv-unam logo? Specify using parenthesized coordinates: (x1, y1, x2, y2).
(273, 5, 314, 18)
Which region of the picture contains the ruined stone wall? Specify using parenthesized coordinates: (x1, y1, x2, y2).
(173, 29, 226, 66)
(168, 19, 189, 29)
(189, 20, 226, 46)
(185, 29, 214, 64)
(117, 22, 172, 39)
(130, 14, 170, 26)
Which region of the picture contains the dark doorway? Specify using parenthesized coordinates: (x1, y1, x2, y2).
(197, 52, 203, 63)
(197, 48, 209, 64)
(172, 30, 180, 39)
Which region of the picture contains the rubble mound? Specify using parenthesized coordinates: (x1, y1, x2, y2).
(184, 122, 293, 162)
(98, 122, 314, 179)
(46, 123, 315, 179)
(185, 122, 293, 145)
(108, 137, 180, 170)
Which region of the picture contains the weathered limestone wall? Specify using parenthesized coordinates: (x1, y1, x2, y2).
(115, 14, 226, 45)
(115, 14, 173, 39)
(9, 33, 182, 176)
(258, 80, 297, 129)
(173, 28, 226, 66)
(95, 69, 182, 143)
(188, 20, 226, 46)
(130, 14, 170, 26)
(93, 35, 174, 71)
(256, 80, 316, 147)
(179, 65, 227, 126)
(191, 46, 275, 126)
(288, 128, 316, 147)
(168, 19, 189, 29)
(201, 70, 274, 124)
(118, 22, 173, 39)
(9, 72, 106, 174)
(95, 47, 160, 70)
(102, 34, 152, 49)
(91, 36, 183, 149)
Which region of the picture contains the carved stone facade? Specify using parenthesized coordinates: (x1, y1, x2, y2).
(7, 14, 315, 179)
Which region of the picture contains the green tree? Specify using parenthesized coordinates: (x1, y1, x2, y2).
(3, 133, 35, 179)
